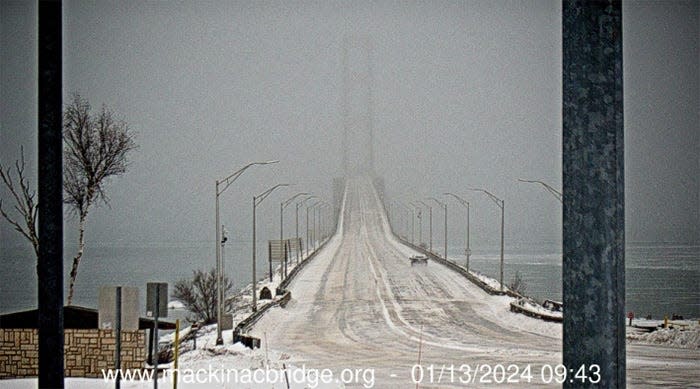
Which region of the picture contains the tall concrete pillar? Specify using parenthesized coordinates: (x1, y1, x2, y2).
(563, 1, 625, 387)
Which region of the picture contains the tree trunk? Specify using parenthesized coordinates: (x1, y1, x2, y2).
(67, 213, 87, 305)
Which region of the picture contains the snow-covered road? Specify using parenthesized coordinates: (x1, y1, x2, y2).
(251, 177, 699, 388)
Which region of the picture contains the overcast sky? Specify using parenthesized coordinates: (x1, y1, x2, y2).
(1, 0, 698, 251)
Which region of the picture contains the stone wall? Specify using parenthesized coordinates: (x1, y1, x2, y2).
(0, 329, 145, 379)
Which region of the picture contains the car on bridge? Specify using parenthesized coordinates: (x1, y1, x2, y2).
(409, 254, 428, 266)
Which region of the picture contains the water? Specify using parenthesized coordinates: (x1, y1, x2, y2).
(455, 242, 699, 319)
(0, 239, 275, 318)
(1, 241, 698, 320)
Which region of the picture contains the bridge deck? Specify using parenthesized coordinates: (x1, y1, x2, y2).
(251, 177, 699, 387)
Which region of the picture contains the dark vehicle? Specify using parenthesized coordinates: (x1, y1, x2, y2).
(409, 255, 428, 266)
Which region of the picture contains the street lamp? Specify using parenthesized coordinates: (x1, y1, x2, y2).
(401, 202, 415, 244)
(281, 192, 310, 242)
(280, 192, 309, 276)
(444, 193, 471, 270)
(417, 200, 433, 252)
(409, 201, 422, 245)
(427, 197, 447, 260)
(252, 183, 289, 311)
(296, 195, 316, 262)
(467, 187, 505, 291)
(214, 160, 278, 344)
(306, 200, 321, 256)
(517, 179, 563, 203)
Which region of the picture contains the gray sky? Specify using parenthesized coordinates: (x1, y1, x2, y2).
(1, 0, 698, 250)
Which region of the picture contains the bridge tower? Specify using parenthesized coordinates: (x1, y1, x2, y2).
(342, 35, 375, 177)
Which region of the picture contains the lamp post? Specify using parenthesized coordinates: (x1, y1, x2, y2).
(281, 192, 309, 274)
(252, 183, 289, 311)
(399, 202, 414, 244)
(296, 196, 316, 262)
(444, 193, 471, 270)
(517, 179, 563, 203)
(306, 200, 321, 256)
(427, 197, 447, 260)
(214, 160, 278, 344)
(281, 192, 310, 242)
(405, 203, 415, 243)
(467, 187, 505, 291)
(410, 201, 422, 245)
(312, 201, 326, 251)
(417, 200, 433, 252)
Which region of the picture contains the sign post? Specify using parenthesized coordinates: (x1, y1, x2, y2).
(115, 286, 121, 389)
(147, 283, 168, 389)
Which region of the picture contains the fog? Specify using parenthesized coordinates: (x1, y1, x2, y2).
(1, 0, 698, 254)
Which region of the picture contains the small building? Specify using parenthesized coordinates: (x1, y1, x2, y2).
(0, 305, 175, 379)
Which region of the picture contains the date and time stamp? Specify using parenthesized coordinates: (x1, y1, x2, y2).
(407, 363, 601, 385)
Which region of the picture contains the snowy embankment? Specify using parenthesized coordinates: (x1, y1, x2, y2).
(626, 319, 700, 349)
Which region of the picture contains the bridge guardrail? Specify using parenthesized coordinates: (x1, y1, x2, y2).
(233, 236, 333, 347)
(394, 236, 521, 298)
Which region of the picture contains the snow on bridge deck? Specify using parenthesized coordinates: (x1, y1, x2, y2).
(250, 177, 699, 387)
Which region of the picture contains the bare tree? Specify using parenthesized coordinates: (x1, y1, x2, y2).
(173, 268, 234, 324)
(0, 147, 39, 259)
(63, 94, 136, 304)
(508, 271, 528, 296)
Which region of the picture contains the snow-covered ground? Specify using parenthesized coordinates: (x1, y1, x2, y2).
(3, 178, 698, 388)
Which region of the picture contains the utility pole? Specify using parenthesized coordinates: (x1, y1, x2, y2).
(428, 197, 447, 260)
(467, 188, 504, 291)
(252, 183, 288, 312)
(214, 160, 278, 343)
(444, 193, 471, 270)
(38, 1, 64, 386)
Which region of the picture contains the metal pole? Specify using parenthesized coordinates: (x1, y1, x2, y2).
(280, 202, 284, 242)
(429, 207, 432, 252)
(221, 226, 226, 310)
(115, 286, 122, 389)
(418, 210, 422, 245)
(38, 1, 64, 387)
(499, 202, 504, 291)
(306, 206, 310, 256)
(153, 287, 159, 389)
(252, 196, 257, 312)
(466, 202, 470, 270)
(313, 205, 318, 251)
(173, 319, 179, 389)
(213, 160, 278, 341)
(214, 182, 222, 345)
(411, 208, 415, 244)
(563, 1, 625, 386)
(444, 204, 447, 260)
(295, 203, 300, 263)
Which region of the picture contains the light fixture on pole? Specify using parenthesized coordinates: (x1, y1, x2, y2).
(444, 193, 471, 270)
(427, 197, 448, 260)
(306, 200, 321, 256)
(214, 160, 278, 344)
(517, 179, 563, 203)
(296, 195, 316, 262)
(417, 200, 433, 252)
(467, 187, 505, 291)
(252, 183, 289, 312)
(409, 201, 422, 245)
(279, 192, 309, 276)
(281, 192, 310, 241)
(400, 202, 415, 244)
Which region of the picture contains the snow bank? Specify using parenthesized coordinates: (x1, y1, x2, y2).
(627, 321, 700, 349)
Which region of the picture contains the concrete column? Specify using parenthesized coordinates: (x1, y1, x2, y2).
(38, 1, 64, 387)
(563, 1, 625, 387)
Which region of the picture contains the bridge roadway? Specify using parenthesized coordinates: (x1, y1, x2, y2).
(251, 177, 699, 388)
